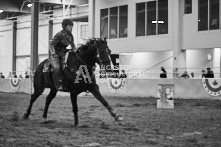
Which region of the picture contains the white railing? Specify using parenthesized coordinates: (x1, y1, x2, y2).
(96, 67, 221, 79)
(0, 71, 32, 79)
(1, 67, 220, 80)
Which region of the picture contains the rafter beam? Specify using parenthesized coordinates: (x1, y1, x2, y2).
(39, 0, 88, 5)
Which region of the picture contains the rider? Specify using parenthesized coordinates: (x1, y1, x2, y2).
(50, 19, 76, 91)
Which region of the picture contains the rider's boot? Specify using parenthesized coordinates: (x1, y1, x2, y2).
(53, 68, 64, 91)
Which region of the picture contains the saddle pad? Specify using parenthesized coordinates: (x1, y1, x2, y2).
(43, 52, 70, 73)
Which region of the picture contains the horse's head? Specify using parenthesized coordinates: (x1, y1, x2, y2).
(95, 38, 112, 71)
(74, 38, 112, 74)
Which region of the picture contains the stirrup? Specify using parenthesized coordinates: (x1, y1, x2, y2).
(57, 86, 63, 91)
(56, 81, 63, 91)
(57, 86, 68, 92)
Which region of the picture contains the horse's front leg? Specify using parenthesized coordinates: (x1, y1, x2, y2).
(89, 84, 123, 121)
(70, 91, 79, 126)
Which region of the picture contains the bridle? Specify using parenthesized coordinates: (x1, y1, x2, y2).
(96, 43, 112, 66)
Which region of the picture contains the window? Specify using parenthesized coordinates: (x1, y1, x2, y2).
(100, 5, 128, 39)
(198, 0, 208, 31)
(136, 0, 168, 36)
(136, 3, 145, 36)
(109, 7, 118, 39)
(119, 5, 128, 38)
(185, 0, 192, 14)
(100, 9, 108, 39)
(158, 0, 168, 34)
(80, 24, 88, 39)
(147, 1, 156, 35)
(210, 0, 219, 30)
(198, 0, 219, 31)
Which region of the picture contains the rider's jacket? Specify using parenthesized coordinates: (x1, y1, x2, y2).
(50, 29, 76, 56)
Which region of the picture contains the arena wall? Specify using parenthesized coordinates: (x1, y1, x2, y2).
(0, 78, 220, 100)
(97, 78, 221, 100)
(0, 79, 32, 94)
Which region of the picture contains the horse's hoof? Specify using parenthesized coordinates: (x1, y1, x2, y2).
(41, 118, 47, 123)
(74, 123, 79, 127)
(116, 115, 123, 121)
(23, 113, 28, 120)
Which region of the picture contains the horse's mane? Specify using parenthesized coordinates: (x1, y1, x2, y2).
(76, 38, 102, 53)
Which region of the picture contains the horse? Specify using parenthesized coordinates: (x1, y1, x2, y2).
(23, 38, 123, 126)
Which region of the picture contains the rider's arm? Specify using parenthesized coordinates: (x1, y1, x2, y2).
(50, 32, 62, 55)
(70, 34, 76, 52)
(50, 32, 62, 46)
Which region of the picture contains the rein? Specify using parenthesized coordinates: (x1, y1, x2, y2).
(63, 32, 93, 69)
(75, 52, 93, 69)
(63, 52, 93, 74)
(64, 38, 111, 74)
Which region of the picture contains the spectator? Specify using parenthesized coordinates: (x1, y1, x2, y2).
(19, 74, 23, 79)
(180, 71, 190, 79)
(14, 73, 17, 78)
(205, 67, 214, 78)
(160, 67, 167, 78)
(25, 72, 30, 78)
(201, 70, 206, 78)
(190, 72, 194, 78)
(0, 72, 5, 78)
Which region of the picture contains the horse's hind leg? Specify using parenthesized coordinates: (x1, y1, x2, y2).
(23, 88, 44, 119)
(70, 91, 79, 126)
(42, 89, 57, 121)
(89, 84, 123, 121)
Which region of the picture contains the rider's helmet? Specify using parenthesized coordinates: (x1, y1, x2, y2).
(62, 19, 73, 29)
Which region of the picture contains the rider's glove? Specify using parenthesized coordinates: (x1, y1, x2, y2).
(71, 47, 76, 52)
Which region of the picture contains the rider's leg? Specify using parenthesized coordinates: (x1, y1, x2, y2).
(51, 55, 63, 90)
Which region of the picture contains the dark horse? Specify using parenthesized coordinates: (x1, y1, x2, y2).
(23, 38, 123, 126)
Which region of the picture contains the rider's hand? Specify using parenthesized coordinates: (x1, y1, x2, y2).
(71, 47, 76, 54)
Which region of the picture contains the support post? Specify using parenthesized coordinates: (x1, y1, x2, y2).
(12, 21, 17, 73)
(172, 0, 184, 75)
(48, 20, 53, 56)
(88, 0, 95, 37)
(30, 0, 39, 73)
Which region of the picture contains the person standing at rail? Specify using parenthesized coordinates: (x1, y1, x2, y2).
(160, 67, 167, 78)
(205, 67, 214, 78)
(0, 72, 5, 78)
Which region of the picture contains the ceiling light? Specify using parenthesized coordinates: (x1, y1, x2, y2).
(27, 4, 32, 7)
(0, 10, 3, 13)
(158, 21, 164, 24)
(152, 20, 164, 24)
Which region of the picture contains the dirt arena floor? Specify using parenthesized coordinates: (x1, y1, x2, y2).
(0, 92, 221, 147)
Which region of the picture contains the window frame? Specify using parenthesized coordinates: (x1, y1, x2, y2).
(100, 5, 128, 39)
(198, 0, 220, 31)
(80, 24, 88, 39)
(135, 0, 168, 37)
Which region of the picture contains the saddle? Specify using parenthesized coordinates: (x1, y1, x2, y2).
(43, 51, 70, 73)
